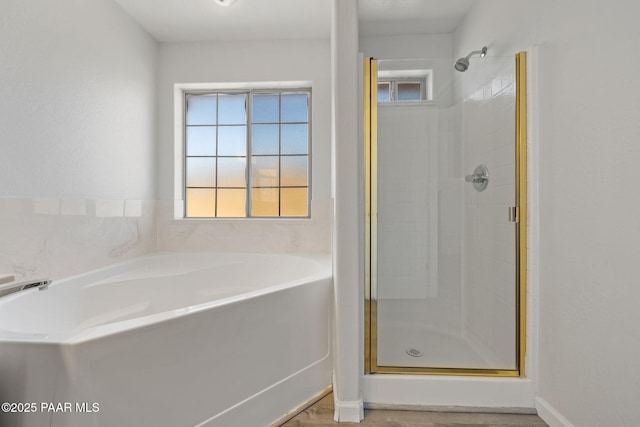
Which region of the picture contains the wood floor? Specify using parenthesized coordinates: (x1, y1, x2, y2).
(280, 393, 549, 427)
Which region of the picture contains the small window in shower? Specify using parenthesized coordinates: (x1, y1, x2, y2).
(377, 82, 392, 102)
(377, 69, 431, 103)
(397, 82, 422, 100)
(183, 89, 311, 218)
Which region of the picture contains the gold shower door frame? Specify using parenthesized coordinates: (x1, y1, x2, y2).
(364, 53, 528, 377)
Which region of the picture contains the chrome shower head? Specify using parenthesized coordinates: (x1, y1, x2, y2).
(454, 46, 487, 72)
(454, 57, 470, 72)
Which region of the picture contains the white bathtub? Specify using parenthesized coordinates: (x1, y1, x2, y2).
(0, 252, 332, 427)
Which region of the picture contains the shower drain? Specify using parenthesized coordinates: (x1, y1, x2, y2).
(405, 348, 423, 358)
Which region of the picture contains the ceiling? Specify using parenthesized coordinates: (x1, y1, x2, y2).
(112, 0, 474, 43)
(112, 0, 332, 42)
(358, 0, 474, 36)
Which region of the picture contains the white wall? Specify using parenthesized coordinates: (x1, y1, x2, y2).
(455, 1, 640, 426)
(0, 0, 158, 282)
(156, 39, 332, 253)
(0, 0, 157, 200)
(331, 0, 363, 422)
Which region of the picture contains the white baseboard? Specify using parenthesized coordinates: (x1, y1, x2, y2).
(362, 375, 534, 408)
(333, 398, 364, 422)
(535, 397, 574, 427)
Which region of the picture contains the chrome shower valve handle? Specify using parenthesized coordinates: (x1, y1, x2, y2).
(465, 174, 487, 183)
(465, 164, 489, 191)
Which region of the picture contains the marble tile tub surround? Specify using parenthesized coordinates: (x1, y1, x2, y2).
(0, 197, 156, 287)
(0, 195, 329, 292)
(157, 198, 332, 253)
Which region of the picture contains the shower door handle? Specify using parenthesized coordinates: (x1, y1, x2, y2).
(508, 206, 520, 223)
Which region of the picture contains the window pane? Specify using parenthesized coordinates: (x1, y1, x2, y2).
(378, 82, 391, 102)
(252, 188, 279, 217)
(252, 124, 279, 155)
(397, 82, 421, 101)
(251, 156, 279, 187)
(281, 156, 308, 187)
(186, 189, 215, 217)
(281, 93, 308, 123)
(186, 94, 216, 125)
(218, 126, 246, 156)
(281, 124, 308, 155)
(186, 157, 216, 188)
(252, 94, 279, 123)
(217, 189, 246, 217)
(218, 94, 246, 125)
(281, 188, 308, 216)
(186, 126, 216, 156)
(217, 157, 246, 188)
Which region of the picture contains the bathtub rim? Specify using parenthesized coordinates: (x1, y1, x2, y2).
(0, 251, 332, 345)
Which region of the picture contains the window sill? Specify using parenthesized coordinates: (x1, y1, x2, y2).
(170, 217, 315, 225)
(378, 100, 437, 107)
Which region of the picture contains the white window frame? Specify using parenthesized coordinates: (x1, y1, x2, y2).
(173, 81, 313, 220)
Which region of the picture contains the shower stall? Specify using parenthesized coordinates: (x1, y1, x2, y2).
(364, 50, 527, 376)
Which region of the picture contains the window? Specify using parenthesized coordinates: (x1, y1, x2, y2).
(377, 69, 432, 103)
(184, 89, 311, 218)
(378, 78, 426, 102)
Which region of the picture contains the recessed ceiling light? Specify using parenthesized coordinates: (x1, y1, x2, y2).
(214, 0, 237, 6)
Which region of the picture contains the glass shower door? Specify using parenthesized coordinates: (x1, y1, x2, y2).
(365, 54, 526, 375)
